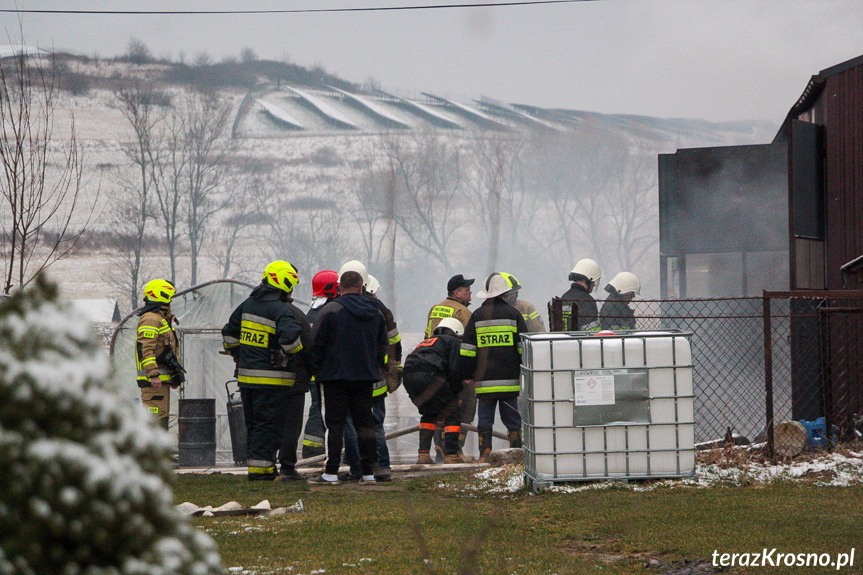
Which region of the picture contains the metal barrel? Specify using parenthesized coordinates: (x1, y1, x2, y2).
(178, 398, 216, 467)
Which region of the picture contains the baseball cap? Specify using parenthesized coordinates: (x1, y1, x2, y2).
(447, 274, 475, 293)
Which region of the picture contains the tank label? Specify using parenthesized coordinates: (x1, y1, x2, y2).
(575, 370, 616, 406)
(572, 369, 650, 425)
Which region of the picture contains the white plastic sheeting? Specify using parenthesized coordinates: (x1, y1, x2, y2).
(110, 280, 254, 463)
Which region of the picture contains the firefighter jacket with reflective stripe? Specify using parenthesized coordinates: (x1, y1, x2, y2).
(424, 297, 472, 338)
(557, 283, 599, 331)
(283, 301, 313, 394)
(460, 297, 527, 399)
(136, 306, 178, 387)
(514, 299, 545, 333)
(404, 332, 463, 393)
(599, 295, 635, 330)
(222, 284, 307, 389)
(368, 294, 401, 398)
(310, 293, 388, 383)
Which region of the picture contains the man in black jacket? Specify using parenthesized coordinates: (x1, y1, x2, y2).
(222, 261, 308, 481)
(308, 270, 388, 485)
(403, 318, 465, 464)
(461, 273, 528, 462)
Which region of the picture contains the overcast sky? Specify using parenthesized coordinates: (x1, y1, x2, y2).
(4, 0, 863, 124)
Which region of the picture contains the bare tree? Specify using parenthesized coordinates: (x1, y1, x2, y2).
(465, 130, 526, 273)
(150, 101, 189, 283)
(0, 49, 96, 294)
(380, 129, 466, 273)
(172, 89, 235, 284)
(606, 140, 660, 271)
(344, 137, 393, 270)
(526, 122, 625, 267)
(261, 186, 350, 281)
(210, 166, 271, 279)
(104, 178, 154, 312)
(193, 52, 212, 67)
(239, 47, 258, 64)
(125, 38, 153, 64)
(113, 81, 169, 289)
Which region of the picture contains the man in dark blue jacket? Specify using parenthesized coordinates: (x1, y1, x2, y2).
(222, 261, 307, 481)
(308, 270, 388, 485)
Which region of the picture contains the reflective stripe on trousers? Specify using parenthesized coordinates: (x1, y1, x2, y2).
(474, 379, 520, 394)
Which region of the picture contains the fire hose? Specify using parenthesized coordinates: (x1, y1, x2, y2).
(295, 424, 508, 467)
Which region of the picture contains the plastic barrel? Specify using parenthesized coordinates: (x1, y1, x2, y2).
(800, 417, 830, 449)
(178, 399, 216, 467)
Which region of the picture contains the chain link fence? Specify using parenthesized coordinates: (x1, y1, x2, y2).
(764, 292, 863, 455)
(550, 292, 863, 453)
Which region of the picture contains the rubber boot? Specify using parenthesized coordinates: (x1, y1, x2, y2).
(443, 428, 460, 458)
(477, 430, 493, 463)
(457, 430, 475, 462)
(508, 429, 522, 449)
(433, 428, 445, 463)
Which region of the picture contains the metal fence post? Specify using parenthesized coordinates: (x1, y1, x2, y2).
(763, 293, 774, 459)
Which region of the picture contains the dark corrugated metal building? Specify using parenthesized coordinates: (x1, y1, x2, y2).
(658, 54, 863, 434)
(775, 54, 863, 290)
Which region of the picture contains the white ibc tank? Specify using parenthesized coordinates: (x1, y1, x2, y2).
(522, 330, 695, 486)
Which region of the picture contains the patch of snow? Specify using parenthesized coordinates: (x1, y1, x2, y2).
(449, 452, 863, 495)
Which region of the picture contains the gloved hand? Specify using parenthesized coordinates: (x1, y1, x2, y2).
(386, 364, 403, 394)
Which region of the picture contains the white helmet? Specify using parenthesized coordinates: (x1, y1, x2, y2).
(339, 260, 368, 286)
(366, 274, 381, 295)
(569, 258, 602, 291)
(606, 272, 641, 296)
(476, 272, 511, 299)
(435, 317, 464, 336)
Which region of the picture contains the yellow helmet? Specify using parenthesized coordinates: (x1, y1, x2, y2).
(499, 272, 521, 292)
(263, 260, 299, 293)
(143, 279, 175, 304)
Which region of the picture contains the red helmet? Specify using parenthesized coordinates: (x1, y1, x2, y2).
(312, 270, 339, 298)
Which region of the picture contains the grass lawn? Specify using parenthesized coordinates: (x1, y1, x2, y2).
(174, 469, 862, 575)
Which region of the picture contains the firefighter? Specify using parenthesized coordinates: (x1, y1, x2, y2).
(461, 273, 528, 462)
(136, 279, 183, 429)
(600, 272, 641, 331)
(554, 258, 602, 331)
(301, 270, 339, 459)
(424, 274, 475, 461)
(222, 261, 308, 482)
(424, 274, 474, 338)
(403, 318, 465, 464)
(339, 261, 401, 482)
(500, 272, 546, 332)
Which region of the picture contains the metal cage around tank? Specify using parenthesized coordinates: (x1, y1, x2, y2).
(521, 330, 696, 490)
